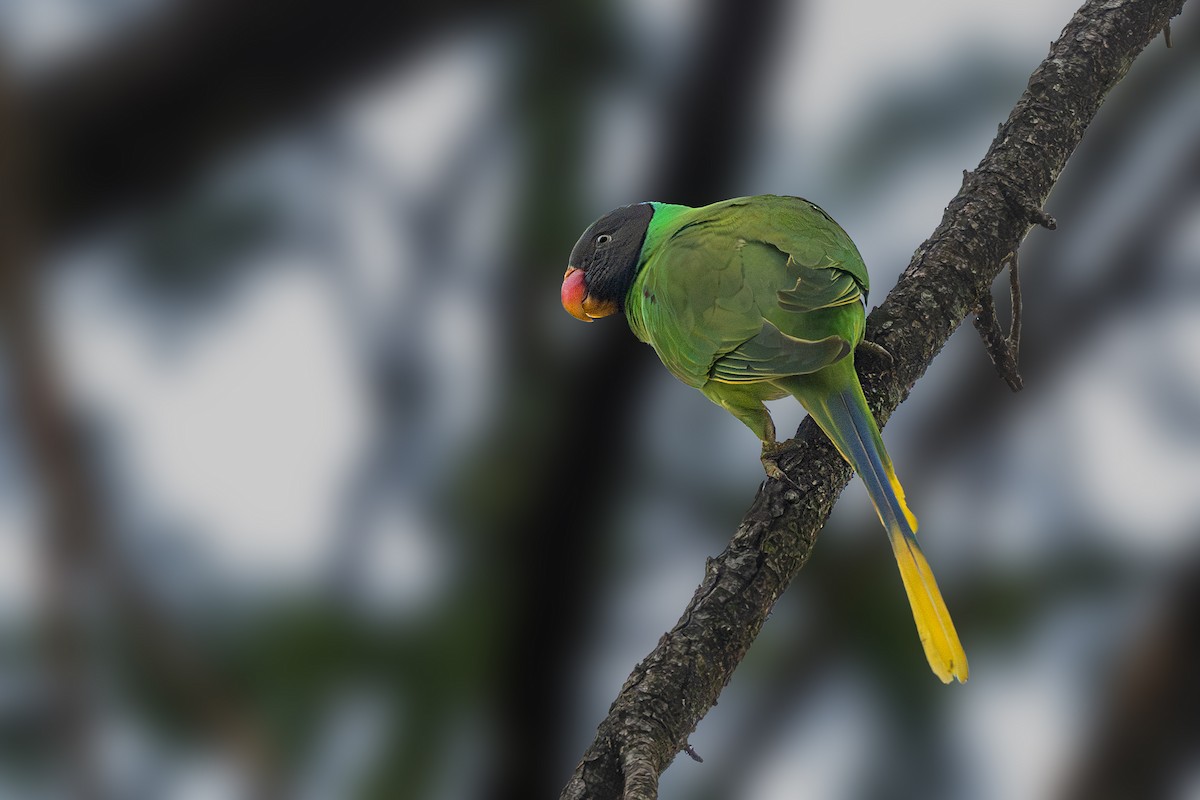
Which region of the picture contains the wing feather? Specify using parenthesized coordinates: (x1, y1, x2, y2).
(627, 196, 870, 388)
(711, 320, 850, 383)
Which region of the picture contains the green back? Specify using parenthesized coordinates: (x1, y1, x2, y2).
(626, 195, 868, 388)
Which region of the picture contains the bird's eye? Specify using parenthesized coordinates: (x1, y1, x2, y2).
(596, 234, 612, 245)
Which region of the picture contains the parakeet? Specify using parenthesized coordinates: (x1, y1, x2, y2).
(560, 195, 967, 683)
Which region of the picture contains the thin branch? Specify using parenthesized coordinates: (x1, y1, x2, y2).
(1009, 254, 1022, 366)
(560, 0, 1189, 796)
(972, 254, 1024, 391)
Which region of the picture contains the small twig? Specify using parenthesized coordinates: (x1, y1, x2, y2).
(1014, 183, 1058, 231)
(1027, 206, 1058, 230)
(978, 169, 1058, 232)
(1008, 253, 1023, 366)
(1165, 21, 1173, 46)
(972, 284, 1023, 390)
(973, 249, 1025, 391)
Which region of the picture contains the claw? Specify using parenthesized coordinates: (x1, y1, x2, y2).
(761, 440, 799, 487)
(761, 455, 786, 481)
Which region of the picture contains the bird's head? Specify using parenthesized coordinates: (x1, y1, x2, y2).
(561, 202, 654, 322)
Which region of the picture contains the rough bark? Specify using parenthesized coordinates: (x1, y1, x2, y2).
(560, 0, 1189, 796)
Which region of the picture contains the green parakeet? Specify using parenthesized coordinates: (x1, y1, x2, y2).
(560, 195, 967, 683)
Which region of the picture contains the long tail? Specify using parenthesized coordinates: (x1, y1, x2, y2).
(781, 366, 968, 683)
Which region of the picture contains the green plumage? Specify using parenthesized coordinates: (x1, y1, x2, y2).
(591, 194, 967, 682)
(626, 196, 866, 443)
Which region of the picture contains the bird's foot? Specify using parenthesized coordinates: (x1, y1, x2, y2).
(761, 439, 797, 483)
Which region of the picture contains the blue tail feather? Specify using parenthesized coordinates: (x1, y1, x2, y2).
(778, 367, 968, 683)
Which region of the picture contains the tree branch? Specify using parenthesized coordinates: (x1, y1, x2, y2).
(561, 0, 1189, 796)
(972, 253, 1024, 391)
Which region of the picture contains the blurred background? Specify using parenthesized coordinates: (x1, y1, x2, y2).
(0, 0, 1198, 798)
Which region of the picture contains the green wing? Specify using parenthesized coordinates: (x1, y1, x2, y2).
(776, 257, 863, 312)
(631, 226, 762, 387)
(629, 195, 868, 388)
(711, 319, 850, 383)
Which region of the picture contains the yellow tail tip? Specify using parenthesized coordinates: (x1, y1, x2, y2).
(890, 528, 968, 684)
(929, 653, 970, 684)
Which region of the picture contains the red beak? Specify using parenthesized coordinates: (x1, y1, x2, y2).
(561, 267, 592, 321)
(561, 266, 618, 322)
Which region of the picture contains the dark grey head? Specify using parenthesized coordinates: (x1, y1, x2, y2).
(561, 203, 654, 321)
